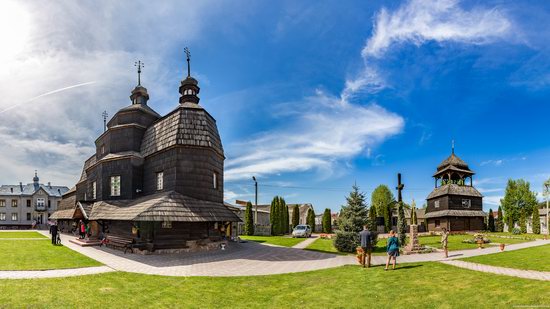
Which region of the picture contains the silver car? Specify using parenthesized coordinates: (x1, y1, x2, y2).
(292, 225, 312, 238)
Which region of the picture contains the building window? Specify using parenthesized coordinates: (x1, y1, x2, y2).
(36, 198, 45, 210)
(11, 200, 17, 207)
(435, 219, 440, 227)
(0, 200, 5, 207)
(48, 200, 51, 208)
(462, 199, 471, 208)
(213, 172, 218, 189)
(101, 145, 105, 155)
(26, 199, 31, 207)
(0, 213, 5, 221)
(11, 213, 17, 221)
(110, 176, 121, 196)
(156, 172, 164, 191)
(92, 181, 97, 199)
(26, 213, 31, 221)
(162, 221, 172, 229)
(434, 200, 440, 208)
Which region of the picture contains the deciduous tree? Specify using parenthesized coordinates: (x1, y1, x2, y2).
(371, 185, 395, 233)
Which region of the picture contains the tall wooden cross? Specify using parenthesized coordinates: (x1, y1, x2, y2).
(134, 60, 144, 86)
(184, 47, 191, 77)
(396, 173, 404, 203)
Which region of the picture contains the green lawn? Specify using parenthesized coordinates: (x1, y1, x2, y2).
(486, 232, 548, 240)
(462, 244, 550, 272)
(0, 231, 46, 238)
(0, 263, 548, 307)
(304, 238, 347, 255)
(240, 235, 305, 247)
(0, 240, 102, 270)
(418, 234, 531, 251)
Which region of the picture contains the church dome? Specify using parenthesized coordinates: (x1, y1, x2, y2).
(436, 153, 470, 171)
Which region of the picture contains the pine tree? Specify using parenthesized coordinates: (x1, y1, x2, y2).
(520, 211, 527, 234)
(292, 205, 299, 228)
(488, 208, 495, 232)
(371, 185, 395, 232)
(368, 206, 377, 231)
(496, 206, 504, 232)
(270, 196, 280, 235)
(280, 198, 289, 234)
(307, 208, 316, 233)
(532, 206, 541, 234)
(244, 201, 254, 236)
(322, 208, 332, 233)
(334, 185, 369, 252)
(397, 201, 406, 247)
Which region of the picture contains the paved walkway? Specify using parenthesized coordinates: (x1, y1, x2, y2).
(441, 260, 550, 281)
(291, 235, 318, 249)
(0, 230, 547, 279)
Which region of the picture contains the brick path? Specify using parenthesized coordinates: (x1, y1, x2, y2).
(0, 230, 546, 279)
(441, 260, 550, 281)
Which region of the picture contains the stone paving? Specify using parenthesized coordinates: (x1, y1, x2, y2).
(291, 235, 318, 249)
(441, 260, 550, 281)
(0, 230, 547, 279)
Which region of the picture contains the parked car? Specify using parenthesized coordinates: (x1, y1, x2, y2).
(292, 225, 312, 238)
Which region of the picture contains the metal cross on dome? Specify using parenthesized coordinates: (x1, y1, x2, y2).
(134, 60, 144, 86)
(184, 47, 191, 77)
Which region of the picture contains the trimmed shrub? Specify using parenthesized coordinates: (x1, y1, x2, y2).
(322, 208, 332, 233)
(244, 201, 254, 236)
(307, 208, 316, 233)
(512, 227, 521, 235)
(291, 205, 299, 229)
(488, 209, 495, 232)
(532, 207, 541, 234)
(333, 231, 360, 253)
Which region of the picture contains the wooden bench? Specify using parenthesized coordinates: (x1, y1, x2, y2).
(106, 235, 135, 254)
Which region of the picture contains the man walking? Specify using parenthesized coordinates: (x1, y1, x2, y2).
(359, 225, 373, 268)
(50, 221, 59, 245)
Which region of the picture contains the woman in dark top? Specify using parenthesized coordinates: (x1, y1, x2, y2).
(385, 230, 400, 270)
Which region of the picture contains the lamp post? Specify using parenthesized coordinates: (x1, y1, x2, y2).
(252, 176, 258, 226)
(544, 180, 550, 240)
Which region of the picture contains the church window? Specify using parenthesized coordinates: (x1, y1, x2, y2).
(92, 181, 97, 199)
(11, 200, 17, 207)
(110, 176, 121, 196)
(462, 199, 471, 208)
(213, 172, 218, 189)
(11, 213, 17, 221)
(435, 220, 440, 227)
(26, 213, 31, 221)
(156, 172, 164, 191)
(434, 200, 440, 208)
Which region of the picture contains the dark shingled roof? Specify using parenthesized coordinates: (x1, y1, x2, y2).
(427, 184, 483, 199)
(140, 105, 224, 158)
(118, 103, 161, 118)
(424, 209, 487, 218)
(437, 153, 470, 171)
(89, 191, 240, 222)
(50, 208, 76, 220)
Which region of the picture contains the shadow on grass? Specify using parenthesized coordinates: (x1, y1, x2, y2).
(303, 248, 349, 256)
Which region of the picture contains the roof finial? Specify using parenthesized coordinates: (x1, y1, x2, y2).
(452, 139, 455, 154)
(184, 47, 191, 77)
(34, 170, 37, 177)
(134, 60, 144, 86)
(102, 110, 108, 132)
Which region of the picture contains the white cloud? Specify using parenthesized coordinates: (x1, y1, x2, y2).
(225, 90, 404, 181)
(484, 195, 503, 206)
(343, 0, 513, 100)
(0, 0, 227, 186)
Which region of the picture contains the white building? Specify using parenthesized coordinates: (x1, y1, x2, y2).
(0, 172, 69, 229)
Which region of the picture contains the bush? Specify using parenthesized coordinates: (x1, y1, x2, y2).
(333, 231, 360, 253)
(512, 227, 521, 235)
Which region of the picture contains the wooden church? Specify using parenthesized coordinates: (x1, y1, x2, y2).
(424, 148, 486, 231)
(52, 51, 240, 252)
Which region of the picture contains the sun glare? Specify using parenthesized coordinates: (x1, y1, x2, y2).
(0, 1, 31, 66)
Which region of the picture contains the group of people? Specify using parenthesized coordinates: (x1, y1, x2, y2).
(359, 225, 450, 270)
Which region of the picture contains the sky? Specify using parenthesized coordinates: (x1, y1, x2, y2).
(1, 0, 550, 213)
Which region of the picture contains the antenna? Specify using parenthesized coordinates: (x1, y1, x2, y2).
(134, 60, 144, 86)
(184, 47, 191, 77)
(102, 110, 108, 132)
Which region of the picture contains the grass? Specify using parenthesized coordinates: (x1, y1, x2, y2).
(0, 231, 46, 238)
(486, 232, 548, 240)
(240, 235, 306, 247)
(462, 244, 550, 272)
(304, 238, 346, 255)
(0, 263, 548, 307)
(418, 234, 531, 251)
(0, 240, 102, 270)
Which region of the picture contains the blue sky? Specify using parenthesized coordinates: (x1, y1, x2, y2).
(0, 0, 549, 213)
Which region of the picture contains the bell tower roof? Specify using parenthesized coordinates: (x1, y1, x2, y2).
(179, 47, 200, 104)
